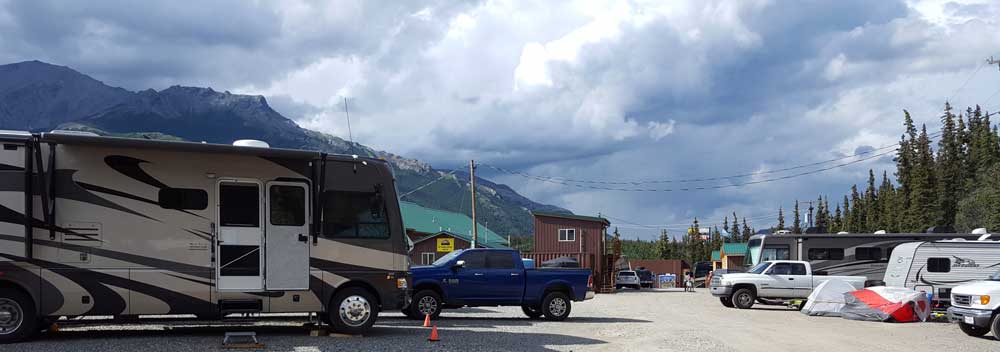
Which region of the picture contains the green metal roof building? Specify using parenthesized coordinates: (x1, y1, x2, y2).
(399, 201, 508, 248)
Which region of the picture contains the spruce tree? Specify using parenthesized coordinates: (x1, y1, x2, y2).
(909, 124, 939, 231)
(850, 185, 864, 232)
(877, 171, 897, 232)
(896, 110, 918, 231)
(937, 103, 963, 227)
(864, 169, 879, 231)
(842, 195, 851, 233)
(815, 195, 827, 230)
(730, 212, 740, 241)
(792, 200, 802, 234)
(833, 204, 842, 232)
(777, 207, 785, 230)
(742, 218, 752, 241)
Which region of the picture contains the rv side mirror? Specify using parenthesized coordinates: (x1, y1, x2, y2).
(452, 260, 466, 270)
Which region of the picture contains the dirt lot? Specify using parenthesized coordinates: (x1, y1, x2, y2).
(11, 289, 998, 351)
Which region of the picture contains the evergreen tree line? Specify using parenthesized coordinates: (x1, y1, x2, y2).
(775, 104, 1000, 233)
(617, 213, 756, 263)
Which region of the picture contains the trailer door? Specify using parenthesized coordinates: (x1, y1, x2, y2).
(264, 181, 310, 290)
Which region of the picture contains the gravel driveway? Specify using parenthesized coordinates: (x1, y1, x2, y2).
(10, 289, 998, 351)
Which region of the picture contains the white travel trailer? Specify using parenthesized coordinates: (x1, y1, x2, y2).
(0, 131, 410, 342)
(884, 239, 1000, 306)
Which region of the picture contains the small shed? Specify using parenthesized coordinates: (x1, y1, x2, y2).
(529, 212, 611, 290)
(718, 243, 748, 270)
(628, 259, 690, 286)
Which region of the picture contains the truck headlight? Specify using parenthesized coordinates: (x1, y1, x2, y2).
(397, 278, 408, 289)
(981, 295, 991, 305)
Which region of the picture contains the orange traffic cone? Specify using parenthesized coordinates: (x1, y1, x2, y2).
(427, 325, 440, 342)
(423, 313, 431, 327)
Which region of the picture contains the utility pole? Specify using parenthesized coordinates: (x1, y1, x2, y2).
(470, 160, 478, 248)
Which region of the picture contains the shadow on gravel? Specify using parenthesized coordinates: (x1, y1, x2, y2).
(379, 316, 651, 328)
(24, 322, 607, 351)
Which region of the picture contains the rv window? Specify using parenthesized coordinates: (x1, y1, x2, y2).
(855, 247, 883, 260)
(927, 257, 951, 273)
(158, 188, 208, 210)
(269, 185, 305, 226)
(321, 190, 389, 239)
(762, 245, 790, 261)
(807, 248, 844, 260)
(219, 184, 260, 227)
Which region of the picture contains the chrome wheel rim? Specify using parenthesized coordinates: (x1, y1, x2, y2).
(737, 292, 752, 307)
(417, 296, 438, 315)
(0, 298, 23, 335)
(548, 297, 567, 317)
(339, 295, 371, 327)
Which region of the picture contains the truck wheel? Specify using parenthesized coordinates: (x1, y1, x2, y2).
(959, 322, 989, 337)
(411, 290, 443, 319)
(720, 296, 735, 308)
(732, 288, 755, 309)
(401, 305, 421, 320)
(0, 287, 38, 344)
(521, 305, 543, 319)
(991, 314, 1000, 341)
(541, 292, 572, 321)
(327, 287, 378, 335)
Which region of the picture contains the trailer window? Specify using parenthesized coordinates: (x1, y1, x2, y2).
(927, 257, 951, 273)
(855, 247, 883, 260)
(269, 185, 305, 226)
(808, 248, 844, 260)
(159, 188, 208, 210)
(321, 190, 389, 239)
(219, 184, 260, 227)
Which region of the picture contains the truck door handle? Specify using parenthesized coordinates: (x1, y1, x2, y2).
(474, 273, 484, 276)
(788, 278, 794, 280)
(297, 234, 308, 242)
(511, 273, 520, 276)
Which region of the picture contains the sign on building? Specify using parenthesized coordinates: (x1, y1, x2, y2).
(437, 237, 455, 252)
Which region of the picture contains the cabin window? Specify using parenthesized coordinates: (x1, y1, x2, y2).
(421, 252, 436, 265)
(807, 248, 845, 261)
(269, 185, 305, 226)
(321, 190, 389, 239)
(158, 188, 208, 210)
(487, 252, 516, 269)
(927, 257, 951, 273)
(855, 247, 883, 260)
(219, 184, 260, 227)
(558, 229, 576, 242)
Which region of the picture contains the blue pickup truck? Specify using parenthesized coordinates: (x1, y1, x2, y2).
(404, 248, 594, 321)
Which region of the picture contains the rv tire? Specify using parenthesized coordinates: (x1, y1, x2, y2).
(732, 288, 755, 309)
(328, 287, 379, 335)
(720, 296, 735, 308)
(959, 322, 989, 337)
(991, 313, 1000, 341)
(0, 287, 38, 344)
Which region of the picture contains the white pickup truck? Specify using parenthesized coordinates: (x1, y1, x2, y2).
(710, 260, 866, 309)
(947, 271, 1000, 341)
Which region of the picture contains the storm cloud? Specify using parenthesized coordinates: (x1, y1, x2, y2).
(3, 0, 999, 238)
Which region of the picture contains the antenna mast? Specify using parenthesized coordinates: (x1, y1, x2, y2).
(344, 97, 356, 155)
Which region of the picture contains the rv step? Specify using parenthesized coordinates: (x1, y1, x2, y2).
(219, 299, 263, 316)
(222, 331, 263, 349)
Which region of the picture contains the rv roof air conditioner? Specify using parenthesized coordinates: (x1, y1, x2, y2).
(972, 228, 989, 235)
(232, 139, 270, 148)
(50, 130, 99, 136)
(873, 230, 886, 234)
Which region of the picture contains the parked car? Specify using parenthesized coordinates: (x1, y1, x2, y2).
(635, 268, 655, 288)
(948, 270, 1000, 340)
(710, 260, 866, 309)
(405, 248, 594, 321)
(615, 270, 641, 290)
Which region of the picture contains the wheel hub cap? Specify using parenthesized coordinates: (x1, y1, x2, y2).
(0, 298, 23, 335)
(339, 295, 371, 327)
(548, 298, 567, 317)
(417, 296, 438, 315)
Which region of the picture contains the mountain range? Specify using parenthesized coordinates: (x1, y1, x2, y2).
(0, 60, 568, 236)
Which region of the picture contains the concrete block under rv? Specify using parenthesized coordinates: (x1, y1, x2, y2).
(0, 131, 411, 343)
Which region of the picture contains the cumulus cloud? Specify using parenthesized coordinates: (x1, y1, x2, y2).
(2, 0, 999, 239)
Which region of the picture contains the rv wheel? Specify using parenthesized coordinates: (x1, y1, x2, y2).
(0, 287, 38, 344)
(959, 322, 989, 337)
(328, 287, 379, 335)
(732, 288, 756, 309)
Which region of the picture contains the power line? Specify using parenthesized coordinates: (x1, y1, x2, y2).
(484, 130, 943, 185)
(399, 168, 461, 198)
(948, 60, 987, 103)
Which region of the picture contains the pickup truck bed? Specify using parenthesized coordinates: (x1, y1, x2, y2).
(406, 248, 594, 321)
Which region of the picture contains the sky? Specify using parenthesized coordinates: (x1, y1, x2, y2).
(2, 0, 1000, 239)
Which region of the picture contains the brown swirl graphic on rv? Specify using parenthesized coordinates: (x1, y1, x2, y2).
(0, 163, 23, 171)
(0, 262, 64, 316)
(104, 155, 169, 189)
(0, 170, 159, 222)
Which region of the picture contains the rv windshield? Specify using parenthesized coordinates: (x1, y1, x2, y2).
(748, 238, 763, 265)
(748, 262, 771, 274)
(432, 250, 465, 266)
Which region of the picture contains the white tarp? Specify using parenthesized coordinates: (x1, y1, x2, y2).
(800, 279, 856, 317)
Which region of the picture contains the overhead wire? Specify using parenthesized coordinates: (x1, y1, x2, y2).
(398, 168, 461, 198)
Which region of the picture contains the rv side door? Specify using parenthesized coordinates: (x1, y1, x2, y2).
(264, 181, 310, 290)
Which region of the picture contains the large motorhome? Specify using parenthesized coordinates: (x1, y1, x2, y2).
(884, 239, 1000, 306)
(0, 131, 410, 342)
(746, 232, 984, 286)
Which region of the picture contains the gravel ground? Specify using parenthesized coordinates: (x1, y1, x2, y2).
(9, 289, 998, 351)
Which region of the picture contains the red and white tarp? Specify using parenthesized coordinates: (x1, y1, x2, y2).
(840, 286, 930, 323)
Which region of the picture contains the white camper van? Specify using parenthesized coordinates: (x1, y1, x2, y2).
(0, 131, 411, 342)
(884, 239, 1000, 306)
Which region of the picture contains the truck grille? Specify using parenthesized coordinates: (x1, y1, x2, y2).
(953, 294, 971, 306)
